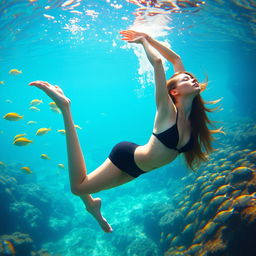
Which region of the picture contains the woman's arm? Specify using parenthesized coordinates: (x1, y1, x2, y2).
(120, 30, 185, 73)
(146, 35, 185, 73)
(121, 33, 174, 111)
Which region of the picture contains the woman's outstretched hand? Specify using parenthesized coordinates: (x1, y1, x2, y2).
(28, 80, 71, 111)
(119, 30, 148, 44)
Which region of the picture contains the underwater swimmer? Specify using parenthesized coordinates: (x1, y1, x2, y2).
(29, 30, 222, 233)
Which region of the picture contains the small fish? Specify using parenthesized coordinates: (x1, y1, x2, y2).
(5, 99, 13, 103)
(213, 208, 234, 223)
(0, 81, 5, 84)
(48, 102, 57, 107)
(190, 201, 202, 211)
(201, 191, 215, 203)
(74, 124, 82, 130)
(21, 166, 32, 174)
(50, 107, 61, 114)
(13, 137, 32, 146)
(215, 184, 234, 196)
(29, 106, 40, 111)
(185, 209, 196, 221)
(201, 221, 218, 236)
(165, 233, 173, 241)
(195, 175, 207, 183)
(246, 150, 256, 160)
(170, 235, 180, 246)
(40, 154, 50, 160)
(61, 0, 75, 7)
(36, 128, 51, 136)
(197, 204, 205, 215)
(14, 133, 27, 140)
(57, 164, 65, 169)
(9, 69, 22, 75)
(213, 175, 226, 186)
(3, 112, 23, 121)
(43, 14, 55, 19)
(217, 199, 233, 212)
(210, 173, 219, 179)
(233, 193, 256, 208)
(200, 180, 211, 190)
(209, 195, 228, 207)
(230, 166, 253, 180)
(2, 240, 15, 256)
(182, 223, 194, 234)
(180, 206, 189, 215)
(57, 129, 66, 134)
(201, 184, 215, 194)
(27, 121, 37, 125)
(30, 99, 43, 106)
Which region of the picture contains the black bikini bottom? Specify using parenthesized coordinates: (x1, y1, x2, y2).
(108, 141, 146, 178)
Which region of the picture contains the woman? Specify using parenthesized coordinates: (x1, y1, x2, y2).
(29, 30, 223, 233)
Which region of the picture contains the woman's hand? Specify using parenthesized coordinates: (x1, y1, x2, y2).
(28, 80, 71, 111)
(119, 30, 149, 44)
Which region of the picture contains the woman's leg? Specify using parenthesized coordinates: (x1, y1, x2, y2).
(28, 81, 135, 232)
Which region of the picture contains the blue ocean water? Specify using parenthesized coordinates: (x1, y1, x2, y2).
(0, 1, 256, 255)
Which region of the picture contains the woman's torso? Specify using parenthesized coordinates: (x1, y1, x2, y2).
(134, 102, 192, 172)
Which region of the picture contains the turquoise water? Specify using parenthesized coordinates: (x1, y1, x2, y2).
(0, 1, 256, 255)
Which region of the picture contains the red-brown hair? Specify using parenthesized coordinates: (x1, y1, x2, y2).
(167, 71, 225, 172)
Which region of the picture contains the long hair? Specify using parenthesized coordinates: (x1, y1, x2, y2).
(167, 71, 225, 172)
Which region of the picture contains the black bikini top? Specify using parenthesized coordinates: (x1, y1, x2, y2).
(152, 109, 194, 153)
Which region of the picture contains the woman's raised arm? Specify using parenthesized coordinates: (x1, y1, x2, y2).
(120, 30, 185, 73)
(120, 31, 174, 111)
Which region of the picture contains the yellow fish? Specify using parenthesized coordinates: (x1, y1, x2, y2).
(27, 121, 37, 125)
(57, 164, 65, 169)
(29, 106, 40, 111)
(13, 137, 32, 146)
(50, 107, 61, 114)
(14, 133, 27, 140)
(30, 99, 43, 106)
(3, 112, 23, 121)
(49, 102, 57, 107)
(201, 221, 217, 236)
(40, 154, 50, 160)
(21, 167, 32, 174)
(213, 208, 234, 223)
(9, 69, 22, 75)
(182, 223, 194, 234)
(57, 129, 66, 135)
(0, 81, 5, 84)
(233, 193, 256, 208)
(36, 128, 51, 136)
(74, 124, 82, 130)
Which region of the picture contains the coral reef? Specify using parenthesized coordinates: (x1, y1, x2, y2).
(0, 163, 74, 255)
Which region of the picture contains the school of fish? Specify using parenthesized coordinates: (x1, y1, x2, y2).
(1, 69, 83, 175)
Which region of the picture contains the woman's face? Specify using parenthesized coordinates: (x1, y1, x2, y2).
(172, 73, 201, 97)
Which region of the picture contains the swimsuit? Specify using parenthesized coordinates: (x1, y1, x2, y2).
(108, 109, 193, 178)
(152, 108, 194, 153)
(109, 141, 145, 178)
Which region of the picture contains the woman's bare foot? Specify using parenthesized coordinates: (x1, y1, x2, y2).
(86, 198, 113, 233)
(28, 80, 70, 111)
